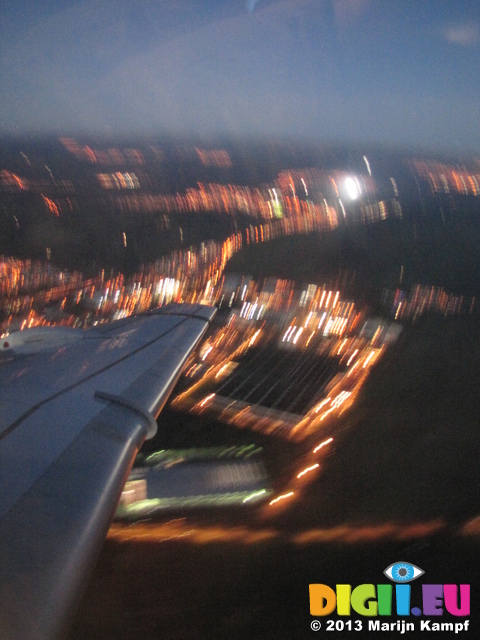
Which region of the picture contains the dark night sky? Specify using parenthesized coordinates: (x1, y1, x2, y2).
(1, 0, 479, 152)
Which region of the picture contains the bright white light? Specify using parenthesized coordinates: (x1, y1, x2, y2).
(363, 155, 372, 177)
(293, 326, 303, 344)
(297, 464, 319, 479)
(313, 437, 333, 453)
(345, 177, 359, 200)
(301, 178, 308, 197)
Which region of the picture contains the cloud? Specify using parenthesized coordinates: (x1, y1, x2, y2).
(444, 22, 479, 47)
(247, 0, 260, 13)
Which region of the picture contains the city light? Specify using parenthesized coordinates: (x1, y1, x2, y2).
(297, 464, 319, 479)
(269, 492, 294, 506)
(344, 177, 359, 200)
(313, 437, 334, 454)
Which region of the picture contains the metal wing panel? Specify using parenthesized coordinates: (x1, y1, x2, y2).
(0, 404, 145, 640)
(0, 308, 214, 519)
(0, 312, 186, 417)
(0, 304, 215, 640)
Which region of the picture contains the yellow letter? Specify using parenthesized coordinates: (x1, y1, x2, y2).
(336, 584, 352, 615)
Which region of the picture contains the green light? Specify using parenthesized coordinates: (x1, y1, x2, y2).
(242, 489, 267, 503)
(115, 488, 273, 519)
(144, 445, 263, 466)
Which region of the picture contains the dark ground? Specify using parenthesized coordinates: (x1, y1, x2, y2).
(69, 314, 480, 639)
(226, 211, 480, 304)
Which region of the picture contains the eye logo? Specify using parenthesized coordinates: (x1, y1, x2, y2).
(384, 561, 424, 583)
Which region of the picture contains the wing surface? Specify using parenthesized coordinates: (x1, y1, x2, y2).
(0, 303, 215, 640)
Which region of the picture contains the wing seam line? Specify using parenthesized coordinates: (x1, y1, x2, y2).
(0, 312, 199, 443)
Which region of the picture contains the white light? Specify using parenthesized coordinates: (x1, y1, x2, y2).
(293, 326, 303, 344)
(363, 155, 372, 177)
(345, 177, 359, 200)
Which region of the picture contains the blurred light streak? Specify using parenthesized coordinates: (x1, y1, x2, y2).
(346, 349, 358, 366)
(109, 522, 277, 545)
(347, 360, 360, 377)
(249, 329, 261, 346)
(313, 437, 333, 453)
(363, 155, 372, 177)
(269, 491, 294, 506)
(363, 350, 376, 368)
(314, 398, 331, 414)
(293, 326, 303, 344)
(242, 489, 268, 503)
(305, 330, 316, 347)
(337, 338, 348, 355)
(461, 515, 480, 536)
(199, 393, 215, 407)
(108, 519, 447, 548)
(297, 463, 319, 479)
(293, 519, 445, 545)
(202, 346, 213, 360)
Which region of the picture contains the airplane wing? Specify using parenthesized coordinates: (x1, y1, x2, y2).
(0, 303, 215, 640)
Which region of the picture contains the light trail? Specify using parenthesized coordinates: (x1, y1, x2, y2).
(108, 518, 447, 546)
(269, 492, 294, 506)
(313, 437, 333, 453)
(297, 464, 319, 479)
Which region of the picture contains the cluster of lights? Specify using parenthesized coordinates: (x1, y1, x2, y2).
(97, 172, 140, 190)
(389, 284, 471, 321)
(60, 138, 145, 165)
(411, 159, 480, 196)
(239, 300, 265, 321)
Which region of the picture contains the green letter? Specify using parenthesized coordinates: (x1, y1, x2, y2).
(351, 584, 378, 616)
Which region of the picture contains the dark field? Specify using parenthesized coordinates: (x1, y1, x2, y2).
(216, 344, 342, 414)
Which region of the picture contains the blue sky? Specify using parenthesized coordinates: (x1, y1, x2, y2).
(0, 0, 479, 152)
